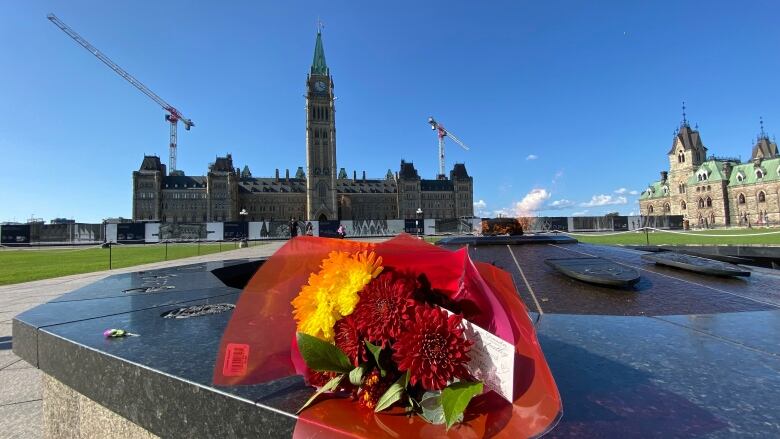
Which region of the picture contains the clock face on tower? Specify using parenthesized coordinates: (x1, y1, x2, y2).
(314, 80, 327, 92)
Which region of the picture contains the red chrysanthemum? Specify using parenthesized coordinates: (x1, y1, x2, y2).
(352, 271, 418, 347)
(334, 314, 366, 366)
(392, 305, 473, 390)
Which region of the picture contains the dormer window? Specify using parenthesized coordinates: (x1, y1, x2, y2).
(697, 169, 709, 181)
(736, 172, 745, 183)
(756, 169, 764, 179)
(662, 186, 669, 195)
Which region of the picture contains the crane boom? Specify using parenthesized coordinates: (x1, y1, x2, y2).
(47, 13, 193, 174)
(427, 116, 471, 178)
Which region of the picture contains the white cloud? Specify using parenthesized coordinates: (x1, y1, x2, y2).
(572, 210, 589, 216)
(614, 188, 628, 194)
(514, 188, 551, 216)
(547, 199, 575, 210)
(629, 190, 639, 195)
(526, 154, 538, 161)
(581, 194, 628, 207)
(473, 199, 488, 216)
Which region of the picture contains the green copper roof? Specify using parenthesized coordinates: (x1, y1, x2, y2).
(686, 160, 731, 185)
(311, 31, 328, 75)
(728, 158, 780, 186)
(639, 180, 670, 200)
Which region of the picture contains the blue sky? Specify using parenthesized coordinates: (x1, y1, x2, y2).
(2, 1, 779, 223)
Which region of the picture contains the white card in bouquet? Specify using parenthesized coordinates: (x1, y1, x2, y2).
(444, 309, 515, 402)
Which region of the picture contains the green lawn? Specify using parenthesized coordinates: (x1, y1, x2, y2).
(568, 228, 780, 246)
(0, 241, 259, 286)
(424, 228, 780, 247)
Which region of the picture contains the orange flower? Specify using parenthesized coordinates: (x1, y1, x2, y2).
(292, 250, 383, 341)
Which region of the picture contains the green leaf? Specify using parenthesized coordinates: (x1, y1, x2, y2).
(418, 390, 446, 425)
(374, 374, 408, 412)
(441, 381, 483, 429)
(296, 332, 353, 373)
(296, 374, 343, 414)
(349, 364, 366, 387)
(365, 341, 386, 377)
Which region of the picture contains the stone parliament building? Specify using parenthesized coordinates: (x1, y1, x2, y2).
(640, 113, 780, 227)
(132, 31, 473, 224)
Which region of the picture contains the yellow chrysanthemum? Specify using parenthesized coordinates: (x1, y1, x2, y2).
(292, 250, 383, 341)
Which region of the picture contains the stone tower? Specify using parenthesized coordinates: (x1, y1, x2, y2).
(305, 30, 338, 220)
(666, 112, 707, 215)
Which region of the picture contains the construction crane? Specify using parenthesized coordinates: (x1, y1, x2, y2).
(47, 13, 193, 175)
(427, 116, 470, 179)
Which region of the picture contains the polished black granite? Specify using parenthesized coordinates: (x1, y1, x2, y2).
(545, 257, 640, 287)
(538, 313, 780, 438)
(12, 248, 780, 437)
(437, 234, 577, 246)
(641, 252, 751, 277)
(453, 242, 778, 315)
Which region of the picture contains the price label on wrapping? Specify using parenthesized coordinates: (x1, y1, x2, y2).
(223, 343, 250, 377)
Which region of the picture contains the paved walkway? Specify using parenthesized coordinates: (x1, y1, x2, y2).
(0, 242, 289, 439)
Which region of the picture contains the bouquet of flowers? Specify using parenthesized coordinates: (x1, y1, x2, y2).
(214, 234, 560, 438)
(291, 249, 482, 427)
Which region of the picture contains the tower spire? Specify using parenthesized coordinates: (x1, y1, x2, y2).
(760, 116, 766, 138)
(311, 26, 328, 75)
(681, 101, 688, 127)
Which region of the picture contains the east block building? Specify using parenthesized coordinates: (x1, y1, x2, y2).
(640, 117, 780, 227)
(132, 31, 473, 223)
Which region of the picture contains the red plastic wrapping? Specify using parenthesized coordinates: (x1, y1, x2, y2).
(214, 234, 561, 438)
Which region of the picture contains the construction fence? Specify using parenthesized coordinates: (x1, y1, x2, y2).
(0, 215, 683, 246)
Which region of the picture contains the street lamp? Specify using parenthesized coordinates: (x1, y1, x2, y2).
(239, 208, 248, 247)
(416, 208, 423, 238)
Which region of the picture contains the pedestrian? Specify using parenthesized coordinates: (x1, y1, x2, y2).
(290, 217, 299, 238)
(337, 223, 346, 239)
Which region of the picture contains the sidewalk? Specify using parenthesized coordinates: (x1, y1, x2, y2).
(0, 242, 289, 439)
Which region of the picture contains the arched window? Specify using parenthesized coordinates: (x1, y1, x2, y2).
(648, 205, 654, 214)
(678, 151, 685, 163)
(698, 198, 705, 208)
(663, 203, 671, 213)
(758, 191, 766, 203)
(706, 197, 712, 208)
(756, 169, 764, 179)
(737, 172, 745, 183)
(663, 186, 669, 195)
(681, 201, 687, 210)
(738, 193, 746, 204)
